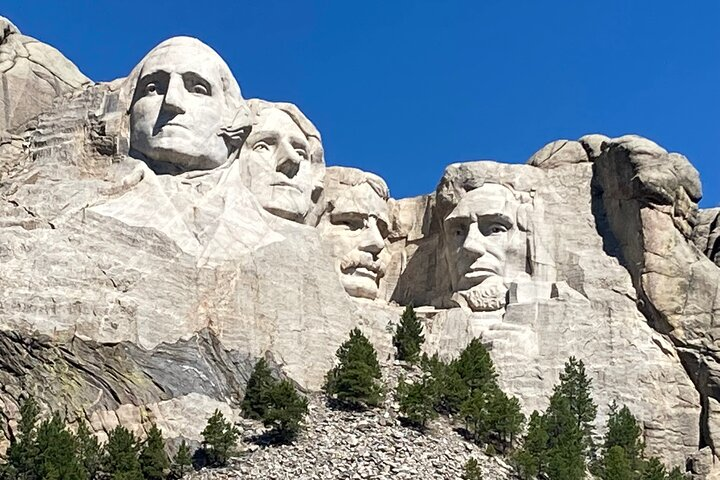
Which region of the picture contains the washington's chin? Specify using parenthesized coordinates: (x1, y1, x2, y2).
(262, 190, 310, 222)
(341, 273, 380, 300)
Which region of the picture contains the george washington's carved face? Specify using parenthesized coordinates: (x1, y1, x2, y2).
(129, 38, 240, 171)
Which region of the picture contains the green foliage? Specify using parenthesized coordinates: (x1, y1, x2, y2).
(513, 411, 549, 480)
(665, 466, 687, 480)
(169, 440, 193, 479)
(75, 421, 101, 479)
(262, 380, 309, 442)
(395, 374, 438, 429)
(241, 358, 275, 421)
(103, 426, 143, 480)
(553, 356, 597, 452)
(462, 457, 484, 480)
(393, 305, 425, 363)
(420, 353, 469, 415)
(139, 423, 169, 480)
(603, 446, 633, 480)
(604, 402, 644, 463)
(6, 396, 40, 479)
(201, 409, 238, 467)
(640, 457, 667, 480)
(34, 413, 86, 480)
(485, 388, 524, 451)
(461, 387, 493, 443)
(324, 328, 383, 409)
(544, 394, 586, 480)
(453, 338, 497, 393)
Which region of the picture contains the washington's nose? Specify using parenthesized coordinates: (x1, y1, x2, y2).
(359, 219, 385, 256)
(275, 141, 301, 178)
(162, 74, 187, 115)
(463, 223, 487, 256)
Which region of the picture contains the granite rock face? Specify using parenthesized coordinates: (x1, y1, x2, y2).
(0, 16, 90, 134)
(0, 18, 719, 477)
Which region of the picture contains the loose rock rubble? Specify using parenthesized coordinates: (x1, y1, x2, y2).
(187, 365, 517, 480)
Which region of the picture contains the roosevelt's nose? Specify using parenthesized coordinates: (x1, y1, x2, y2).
(275, 140, 302, 178)
(359, 218, 385, 257)
(162, 74, 187, 115)
(462, 223, 487, 256)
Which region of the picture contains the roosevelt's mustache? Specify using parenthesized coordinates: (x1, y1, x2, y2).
(340, 250, 386, 278)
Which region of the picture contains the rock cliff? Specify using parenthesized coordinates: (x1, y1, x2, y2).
(0, 19, 718, 477)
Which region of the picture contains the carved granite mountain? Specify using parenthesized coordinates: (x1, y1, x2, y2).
(1, 19, 719, 478)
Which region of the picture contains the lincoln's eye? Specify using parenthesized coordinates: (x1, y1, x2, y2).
(192, 84, 209, 95)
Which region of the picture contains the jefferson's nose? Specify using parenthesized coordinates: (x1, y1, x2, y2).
(462, 223, 487, 256)
(275, 141, 301, 178)
(162, 74, 187, 115)
(359, 218, 385, 256)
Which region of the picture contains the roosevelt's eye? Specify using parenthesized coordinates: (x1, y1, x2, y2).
(253, 141, 271, 152)
(143, 83, 158, 95)
(192, 84, 209, 95)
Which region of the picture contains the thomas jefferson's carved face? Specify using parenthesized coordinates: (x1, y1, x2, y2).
(319, 183, 389, 300)
(239, 108, 319, 222)
(130, 41, 234, 170)
(443, 184, 521, 309)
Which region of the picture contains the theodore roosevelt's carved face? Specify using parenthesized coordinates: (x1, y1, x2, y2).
(443, 184, 522, 311)
(129, 38, 240, 171)
(319, 173, 390, 300)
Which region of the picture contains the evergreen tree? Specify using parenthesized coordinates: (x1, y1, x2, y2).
(553, 357, 597, 451)
(323, 328, 383, 409)
(262, 380, 309, 443)
(169, 440, 193, 479)
(241, 358, 275, 421)
(34, 413, 85, 480)
(6, 396, 40, 480)
(102, 426, 143, 480)
(395, 375, 438, 429)
(201, 409, 238, 467)
(139, 424, 169, 480)
(74, 421, 101, 479)
(392, 305, 425, 363)
(420, 353, 468, 415)
(453, 338, 497, 393)
(460, 387, 493, 443)
(485, 388, 524, 451)
(601, 402, 644, 476)
(603, 446, 633, 480)
(544, 394, 586, 480)
(666, 466, 687, 480)
(640, 457, 667, 480)
(462, 457, 484, 480)
(513, 411, 549, 480)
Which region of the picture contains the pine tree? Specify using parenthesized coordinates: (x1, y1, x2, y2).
(666, 466, 687, 480)
(453, 338, 497, 393)
(34, 413, 85, 480)
(393, 305, 425, 363)
(102, 426, 143, 480)
(485, 388, 524, 451)
(641, 457, 667, 480)
(169, 440, 193, 479)
(241, 358, 275, 421)
(201, 409, 238, 467)
(603, 446, 633, 480)
(74, 421, 101, 479)
(462, 457, 484, 480)
(553, 357, 597, 452)
(602, 402, 644, 475)
(513, 411, 549, 480)
(395, 375, 438, 429)
(544, 394, 586, 480)
(6, 396, 40, 480)
(460, 387, 493, 443)
(262, 380, 309, 443)
(139, 424, 169, 480)
(323, 328, 383, 409)
(420, 353, 468, 415)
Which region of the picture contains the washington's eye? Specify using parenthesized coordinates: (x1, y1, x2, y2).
(192, 84, 209, 95)
(144, 83, 158, 95)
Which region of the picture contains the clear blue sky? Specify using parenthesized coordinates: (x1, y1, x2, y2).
(4, 1, 719, 207)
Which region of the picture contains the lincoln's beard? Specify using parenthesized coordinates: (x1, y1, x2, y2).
(457, 275, 508, 312)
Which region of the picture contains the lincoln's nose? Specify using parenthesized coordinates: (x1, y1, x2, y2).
(462, 223, 487, 257)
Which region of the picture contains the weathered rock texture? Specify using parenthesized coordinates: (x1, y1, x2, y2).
(0, 18, 719, 478)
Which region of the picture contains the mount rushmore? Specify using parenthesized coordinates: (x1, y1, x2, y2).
(1, 15, 720, 476)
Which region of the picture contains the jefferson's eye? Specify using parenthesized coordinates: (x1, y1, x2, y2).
(144, 83, 158, 95)
(253, 141, 270, 152)
(192, 84, 209, 95)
